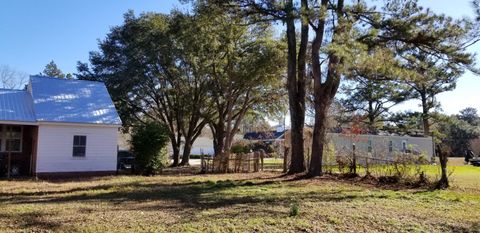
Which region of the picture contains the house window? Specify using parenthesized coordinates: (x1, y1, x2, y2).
(3, 125, 22, 152)
(73, 135, 87, 157)
(367, 140, 372, 153)
(388, 141, 393, 152)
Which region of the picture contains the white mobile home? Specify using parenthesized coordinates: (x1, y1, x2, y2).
(245, 129, 435, 162)
(0, 76, 121, 177)
(327, 133, 435, 161)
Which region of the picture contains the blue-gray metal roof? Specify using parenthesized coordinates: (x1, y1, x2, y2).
(30, 76, 122, 125)
(0, 89, 36, 122)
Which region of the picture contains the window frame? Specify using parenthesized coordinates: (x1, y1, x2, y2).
(1, 125, 23, 153)
(367, 139, 373, 153)
(72, 135, 87, 157)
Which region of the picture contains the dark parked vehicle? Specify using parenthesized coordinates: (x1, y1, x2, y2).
(117, 150, 135, 172)
(465, 149, 480, 167)
(471, 158, 480, 167)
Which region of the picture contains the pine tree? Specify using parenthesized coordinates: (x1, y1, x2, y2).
(41, 60, 65, 78)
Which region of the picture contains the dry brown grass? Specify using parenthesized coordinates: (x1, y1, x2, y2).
(0, 164, 479, 233)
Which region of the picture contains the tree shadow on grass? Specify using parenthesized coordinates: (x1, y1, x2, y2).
(0, 211, 62, 232)
(0, 175, 446, 232)
(2, 178, 389, 208)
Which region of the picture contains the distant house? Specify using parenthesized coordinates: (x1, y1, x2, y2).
(326, 133, 434, 161)
(0, 76, 121, 177)
(244, 130, 285, 141)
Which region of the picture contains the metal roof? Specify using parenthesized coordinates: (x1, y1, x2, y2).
(0, 89, 36, 122)
(30, 76, 122, 125)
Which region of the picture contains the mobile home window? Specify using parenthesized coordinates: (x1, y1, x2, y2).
(73, 135, 87, 157)
(4, 126, 22, 152)
(367, 140, 372, 153)
(402, 141, 407, 152)
(388, 141, 393, 152)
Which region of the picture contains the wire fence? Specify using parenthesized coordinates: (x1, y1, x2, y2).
(201, 153, 266, 173)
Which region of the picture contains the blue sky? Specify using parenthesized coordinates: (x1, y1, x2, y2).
(0, 0, 478, 115)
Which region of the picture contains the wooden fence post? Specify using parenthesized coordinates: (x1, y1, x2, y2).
(283, 147, 289, 173)
(352, 143, 357, 175)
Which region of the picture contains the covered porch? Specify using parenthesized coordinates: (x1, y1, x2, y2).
(0, 123, 38, 178)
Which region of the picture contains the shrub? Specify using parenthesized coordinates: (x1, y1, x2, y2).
(252, 142, 275, 154)
(231, 140, 251, 154)
(289, 201, 300, 217)
(130, 121, 169, 175)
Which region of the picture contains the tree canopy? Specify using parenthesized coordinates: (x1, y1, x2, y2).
(211, 0, 480, 176)
(78, 7, 286, 167)
(40, 60, 71, 78)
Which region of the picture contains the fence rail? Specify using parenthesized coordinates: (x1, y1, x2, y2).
(201, 154, 266, 173)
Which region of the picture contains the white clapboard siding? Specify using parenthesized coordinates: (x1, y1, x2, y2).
(36, 124, 118, 173)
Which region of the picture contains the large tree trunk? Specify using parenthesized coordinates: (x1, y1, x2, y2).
(436, 145, 449, 189)
(179, 139, 193, 166)
(170, 134, 182, 167)
(309, 96, 331, 176)
(368, 100, 375, 132)
(171, 142, 181, 167)
(286, 0, 307, 174)
(309, 0, 342, 177)
(420, 92, 430, 136)
(211, 123, 225, 157)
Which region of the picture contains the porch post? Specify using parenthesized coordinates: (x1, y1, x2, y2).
(7, 151, 11, 179)
(30, 126, 39, 177)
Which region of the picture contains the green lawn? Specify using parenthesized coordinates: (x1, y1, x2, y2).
(0, 163, 479, 232)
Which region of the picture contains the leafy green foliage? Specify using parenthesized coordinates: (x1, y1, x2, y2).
(339, 78, 412, 132)
(186, 4, 286, 158)
(40, 60, 66, 78)
(78, 8, 286, 166)
(289, 201, 299, 217)
(130, 121, 170, 175)
(230, 144, 250, 154)
(77, 11, 214, 165)
(474, 0, 480, 21)
(385, 111, 424, 135)
(435, 113, 480, 156)
(458, 107, 479, 126)
(227, 0, 480, 175)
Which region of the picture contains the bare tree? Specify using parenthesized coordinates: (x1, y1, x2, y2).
(0, 65, 27, 89)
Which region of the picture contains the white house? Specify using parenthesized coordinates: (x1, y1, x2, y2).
(326, 133, 435, 161)
(0, 76, 121, 178)
(245, 128, 435, 162)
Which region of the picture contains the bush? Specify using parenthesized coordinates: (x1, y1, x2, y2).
(251, 142, 275, 154)
(130, 121, 169, 175)
(231, 140, 251, 154)
(189, 154, 213, 159)
(289, 201, 300, 217)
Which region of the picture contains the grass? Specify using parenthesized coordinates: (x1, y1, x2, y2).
(0, 161, 479, 232)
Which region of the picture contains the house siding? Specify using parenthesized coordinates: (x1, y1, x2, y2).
(36, 124, 118, 173)
(327, 133, 434, 161)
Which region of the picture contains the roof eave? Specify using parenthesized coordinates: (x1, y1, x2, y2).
(37, 121, 122, 128)
(0, 120, 38, 126)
